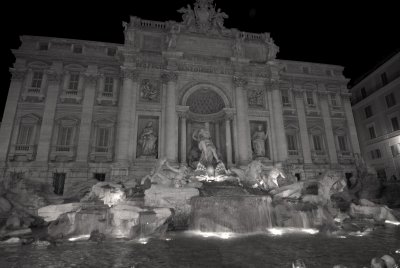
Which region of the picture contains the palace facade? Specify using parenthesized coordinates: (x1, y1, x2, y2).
(0, 0, 360, 195)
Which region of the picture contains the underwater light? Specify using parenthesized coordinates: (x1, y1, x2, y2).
(189, 231, 235, 239)
(385, 220, 400, 226)
(68, 234, 90, 241)
(267, 228, 319, 236)
(395, 249, 400, 254)
(138, 238, 148, 244)
(165, 238, 172, 241)
(268, 228, 284, 235)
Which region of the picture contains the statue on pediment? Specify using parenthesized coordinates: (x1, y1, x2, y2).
(177, 4, 195, 27)
(212, 8, 228, 30)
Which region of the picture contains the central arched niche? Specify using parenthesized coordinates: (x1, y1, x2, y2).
(186, 88, 225, 114)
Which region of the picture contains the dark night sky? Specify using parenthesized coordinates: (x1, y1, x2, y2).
(1, 0, 399, 118)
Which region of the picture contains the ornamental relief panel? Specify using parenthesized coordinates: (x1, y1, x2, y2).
(139, 79, 161, 103)
(247, 87, 265, 108)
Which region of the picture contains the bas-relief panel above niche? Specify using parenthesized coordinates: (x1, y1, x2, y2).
(248, 87, 266, 109)
(139, 79, 161, 103)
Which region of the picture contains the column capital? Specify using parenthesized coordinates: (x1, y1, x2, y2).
(316, 91, 329, 98)
(265, 80, 280, 91)
(161, 71, 178, 83)
(45, 70, 62, 82)
(9, 68, 27, 81)
(292, 87, 304, 98)
(223, 108, 235, 120)
(84, 73, 99, 84)
(120, 67, 139, 81)
(233, 76, 247, 88)
(340, 92, 352, 99)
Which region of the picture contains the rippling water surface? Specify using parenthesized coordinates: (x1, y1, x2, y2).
(1, 227, 399, 268)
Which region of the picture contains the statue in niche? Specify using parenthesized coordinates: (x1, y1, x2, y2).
(232, 32, 245, 58)
(177, 4, 195, 27)
(140, 79, 159, 102)
(252, 124, 267, 157)
(192, 128, 220, 167)
(138, 121, 158, 157)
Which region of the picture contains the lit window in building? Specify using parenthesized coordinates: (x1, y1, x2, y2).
(31, 71, 43, 89)
(391, 143, 400, 157)
(385, 92, 396, 108)
(365, 105, 373, 118)
(368, 126, 376, 139)
(68, 73, 80, 91)
(391, 117, 399, 131)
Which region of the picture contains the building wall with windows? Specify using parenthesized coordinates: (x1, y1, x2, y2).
(350, 51, 400, 180)
(0, 1, 360, 195)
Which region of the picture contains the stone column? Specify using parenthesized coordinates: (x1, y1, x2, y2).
(225, 114, 233, 167)
(35, 71, 62, 162)
(178, 113, 187, 165)
(293, 86, 312, 164)
(215, 122, 221, 150)
(268, 81, 288, 162)
(233, 76, 252, 165)
(76, 72, 97, 162)
(161, 71, 178, 163)
(115, 68, 137, 165)
(0, 69, 26, 163)
(342, 92, 361, 154)
(318, 84, 338, 164)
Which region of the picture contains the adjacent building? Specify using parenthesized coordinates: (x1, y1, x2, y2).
(0, 0, 360, 196)
(350, 51, 400, 181)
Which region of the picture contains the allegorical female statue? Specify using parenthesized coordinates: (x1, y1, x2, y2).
(252, 124, 267, 157)
(138, 121, 158, 157)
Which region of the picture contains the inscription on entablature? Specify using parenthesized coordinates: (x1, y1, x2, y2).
(177, 63, 234, 75)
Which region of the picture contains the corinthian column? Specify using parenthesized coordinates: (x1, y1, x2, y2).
(233, 76, 252, 165)
(36, 71, 62, 162)
(178, 111, 188, 165)
(318, 84, 338, 165)
(0, 69, 26, 163)
(162, 71, 178, 163)
(115, 68, 138, 165)
(293, 86, 312, 164)
(341, 92, 361, 154)
(268, 81, 288, 162)
(225, 112, 234, 167)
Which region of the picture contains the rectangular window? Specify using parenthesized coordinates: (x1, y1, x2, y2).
(31, 71, 43, 89)
(107, 47, 116, 56)
(104, 76, 114, 93)
(361, 88, 367, 98)
(286, 134, 297, 151)
(371, 149, 382, 159)
(306, 91, 314, 105)
(313, 135, 322, 151)
(57, 126, 73, 146)
(385, 93, 396, 108)
(338, 136, 347, 151)
(39, 42, 49, 51)
(365, 105, 373, 118)
(281, 89, 290, 105)
(302, 66, 309, 74)
(330, 93, 338, 106)
(368, 126, 376, 139)
(391, 117, 400, 131)
(68, 73, 80, 90)
(17, 125, 33, 145)
(96, 127, 110, 148)
(391, 144, 400, 157)
(73, 45, 83, 54)
(94, 173, 106, 182)
(381, 72, 388, 86)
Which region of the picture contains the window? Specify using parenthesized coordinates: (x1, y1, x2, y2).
(94, 173, 106, 182)
(385, 93, 396, 108)
(365, 105, 373, 118)
(96, 127, 110, 150)
(281, 89, 290, 105)
(306, 91, 314, 105)
(107, 47, 116, 56)
(104, 76, 114, 94)
(31, 71, 43, 89)
(302, 66, 309, 74)
(370, 149, 382, 159)
(313, 135, 323, 151)
(368, 126, 376, 139)
(39, 42, 49, 51)
(286, 134, 297, 151)
(391, 143, 400, 157)
(72, 45, 83, 54)
(391, 117, 400, 131)
(330, 93, 338, 106)
(17, 125, 33, 145)
(325, 69, 332, 76)
(68, 73, 80, 91)
(337, 136, 347, 151)
(361, 88, 367, 98)
(57, 126, 73, 146)
(376, 169, 387, 180)
(381, 72, 388, 86)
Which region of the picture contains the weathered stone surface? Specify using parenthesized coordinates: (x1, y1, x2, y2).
(0, 196, 12, 213)
(349, 203, 398, 222)
(81, 182, 126, 207)
(4, 228, 32, 237)
(1, 237, 21, 244)
(144, 185, 199, 228)
(5, 213, 21, 229)
(38, 203, 81, 222)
